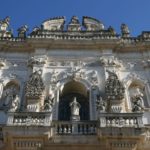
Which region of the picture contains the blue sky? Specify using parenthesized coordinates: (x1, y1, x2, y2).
(0, 0, 150, 36)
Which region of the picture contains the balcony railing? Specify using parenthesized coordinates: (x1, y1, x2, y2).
(52, 121, 97, 135)
(98, 113, 144, 128)
(7, 112, 52, 126)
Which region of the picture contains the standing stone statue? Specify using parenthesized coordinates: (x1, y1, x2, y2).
(132, 95, 144, 112)
(70, 97, 81, 121)
(96, 95, 106, 112)
(121, 23, 130, 37)
(44, 95, 54, 112)
(17, 25, 28, 38)
(9, 94, 20, 112)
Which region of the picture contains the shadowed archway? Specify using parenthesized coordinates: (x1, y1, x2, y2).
(58, 80, 89, 121)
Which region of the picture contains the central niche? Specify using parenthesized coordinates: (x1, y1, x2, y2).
(58, 81, 89, 121)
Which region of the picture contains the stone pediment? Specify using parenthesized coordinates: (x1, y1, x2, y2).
(82, 16, 104, 31)
(42, 16, 65, 31)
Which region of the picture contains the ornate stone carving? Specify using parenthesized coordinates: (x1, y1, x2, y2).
(26, 70, 45, 98)
(82, 16, 104, 31)
(3, 85, 18, 107)
(28, 56, 47, 67)
(96, 95, 106, 112)
(67, 16, 81, 31)
(105, 70, 125, 101)
(100, 56, 123, 68)
(121, 23, 130, 37)
(17, 25, 28, 38)
(42, 16, 65, 31)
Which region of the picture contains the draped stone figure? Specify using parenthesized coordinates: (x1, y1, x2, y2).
(70, 97, 81, 121)
(96, 96, 106, 112)
(132, 95, 144, 112)
(9, 95, 20, 112)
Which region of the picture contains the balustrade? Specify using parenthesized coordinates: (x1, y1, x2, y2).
(99, 113, 143, 128)
(7, 112, 52, 126)
(53, 121, 97, 135)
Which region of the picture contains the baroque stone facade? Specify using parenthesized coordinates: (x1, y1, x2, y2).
(0, 16, 149, 150)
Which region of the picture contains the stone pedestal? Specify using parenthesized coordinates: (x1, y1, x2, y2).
(70, 115, 80, 121)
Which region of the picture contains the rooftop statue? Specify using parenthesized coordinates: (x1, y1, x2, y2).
(42, 16, 65, 31)
(30, 26, 41, 35)
(0, 16, 10, 32)
(17, 25, 28, 38)
(0, 16, 12, 38)
(108, 26, 116, 35)
(82, 16, 104, 31)
(121, 23, 130, 37)
(67, 16, 81, 31)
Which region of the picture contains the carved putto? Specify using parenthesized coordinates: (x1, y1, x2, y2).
(105, 70, 125, 101)
(26, 70, 45, 98)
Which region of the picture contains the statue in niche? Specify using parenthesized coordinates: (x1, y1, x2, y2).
(132, 95, 144, 112)
(9, 94, 20, 112)
(70, 97, 81, 121)
(121, 23, 130, 37)
(3, 86, 17, 106)
(44, 95, 54, 112)
(96, 95, 106, 112)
